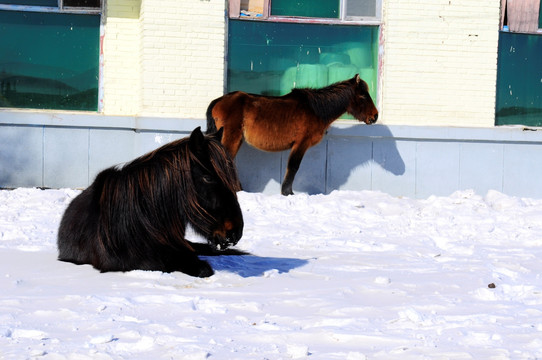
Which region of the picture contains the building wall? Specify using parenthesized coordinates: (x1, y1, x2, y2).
(380, 0, 501, 127)
(101, 0, 502, 125)
(2, 112, 542, 199)
(139, 0, 226, 118)
(102, 0, 142, 115)
(5, 0, 540, 200)
(102, 0, 226, 118)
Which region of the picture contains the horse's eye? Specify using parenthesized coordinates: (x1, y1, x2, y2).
(202, 175, 214, 184)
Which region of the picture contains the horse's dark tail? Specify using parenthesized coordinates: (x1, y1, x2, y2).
(205, 97, 221, 134)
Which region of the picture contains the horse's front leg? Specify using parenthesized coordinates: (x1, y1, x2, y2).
(160, 246, 214, 277)
(174, 251, 214, 277)
(282, 143, 310, 196)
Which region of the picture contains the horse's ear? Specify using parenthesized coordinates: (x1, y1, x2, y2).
(355, 74, 361, 84)
(211, 127, 224, 142)
(189, 126, 205, 153)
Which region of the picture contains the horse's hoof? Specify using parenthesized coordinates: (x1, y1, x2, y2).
(185, 260, 214, 278)
(196, 264, 215, 278)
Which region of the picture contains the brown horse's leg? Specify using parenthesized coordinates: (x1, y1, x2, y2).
(282, 143, 310, 196)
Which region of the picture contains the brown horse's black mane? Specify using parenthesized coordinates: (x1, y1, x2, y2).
(288, 79, 357, 122)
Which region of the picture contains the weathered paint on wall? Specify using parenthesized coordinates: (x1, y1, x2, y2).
(380, 0, 501, 127)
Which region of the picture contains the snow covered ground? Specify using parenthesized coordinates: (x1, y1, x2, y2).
(1, 187, 542, 359)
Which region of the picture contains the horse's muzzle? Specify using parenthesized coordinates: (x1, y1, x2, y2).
(211, 224, 243, 250)
(366, 113, 378, 124)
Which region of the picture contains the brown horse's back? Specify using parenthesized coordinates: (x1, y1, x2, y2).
(210, 92, 324, 155)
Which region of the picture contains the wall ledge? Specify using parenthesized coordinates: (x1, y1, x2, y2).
(2, 110, 542, 143)
(0, 110, 204, 133)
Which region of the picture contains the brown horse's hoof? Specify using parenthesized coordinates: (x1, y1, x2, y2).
(281, 188, 294, 196)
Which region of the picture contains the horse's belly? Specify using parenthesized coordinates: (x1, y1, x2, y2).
(244, 131, 293, 152)
(241, 99, 308, 152)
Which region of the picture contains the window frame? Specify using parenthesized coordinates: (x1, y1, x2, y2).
(230, 0, 381, 26)
(0, 0, 102, 14)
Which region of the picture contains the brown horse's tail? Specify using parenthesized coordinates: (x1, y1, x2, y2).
(205, 97, 221, 134)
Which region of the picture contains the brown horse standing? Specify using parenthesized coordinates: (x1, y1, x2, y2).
(206, 74, 378, 196)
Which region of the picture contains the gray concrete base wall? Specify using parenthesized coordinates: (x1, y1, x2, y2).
(2, 111, 542, 199)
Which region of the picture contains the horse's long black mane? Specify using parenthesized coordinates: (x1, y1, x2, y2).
(104, 135, 241, 247)
(289, 78, 357, 122)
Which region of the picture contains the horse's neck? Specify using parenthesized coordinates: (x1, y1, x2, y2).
(310, 86, 352, 124)
(324, 101, 349, 123)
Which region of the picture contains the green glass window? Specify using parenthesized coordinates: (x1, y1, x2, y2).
(271, 0, 339, 18)
(539, 0, 542, 29)
(346, 0, 377, 18)
(227, 20, 378, 105)
(1, 0, 57, 6)
(0, 10, 100, 111)
(495, 32, 542, 126)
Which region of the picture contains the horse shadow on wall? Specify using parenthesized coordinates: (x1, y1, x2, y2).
(235, 124, 406, 195)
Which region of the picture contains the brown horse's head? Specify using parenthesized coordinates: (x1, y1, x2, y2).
(348, 74, 378, 125)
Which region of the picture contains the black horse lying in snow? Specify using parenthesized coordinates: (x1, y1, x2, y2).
(57, 127, 244, 278)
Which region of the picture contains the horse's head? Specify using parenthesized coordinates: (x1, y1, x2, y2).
(348, 74, 378, 125)
(187, 127, 244, 250)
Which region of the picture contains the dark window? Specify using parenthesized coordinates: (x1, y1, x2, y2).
(495, 32, 542, 126)
(345, 0, 377, 18)
(227, 1, 380, 119)
(63, 0, 100, 8)
(0, 10, 100, 111)
(0, 0, 57, 5)
(270, 0, 339, 18)
(231, 0, 381, 22)
(227, 20, 379, 111)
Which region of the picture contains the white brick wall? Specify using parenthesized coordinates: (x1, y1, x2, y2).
(102, 0, 226, 118)
(380, 0, 501, 127)
(139, 0, 226, 118)
(102, 0, 142, 115)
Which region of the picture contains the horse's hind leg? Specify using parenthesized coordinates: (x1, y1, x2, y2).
(221, 128, 244, 158)
(282, 143, 310, 196)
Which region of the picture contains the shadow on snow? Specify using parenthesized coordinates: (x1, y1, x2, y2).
(203, 254, 309, 278)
